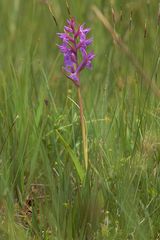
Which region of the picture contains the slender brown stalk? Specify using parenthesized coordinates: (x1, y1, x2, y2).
(77, 87, 88, 170)
(92, 5, 160, 98)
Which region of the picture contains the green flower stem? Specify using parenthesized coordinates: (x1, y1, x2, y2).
(77, 87, 88, 170)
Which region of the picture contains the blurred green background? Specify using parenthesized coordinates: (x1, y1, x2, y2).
(0, 0, 160, 239)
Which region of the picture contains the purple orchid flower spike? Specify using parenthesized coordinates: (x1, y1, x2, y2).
(57, 18, 95, 86)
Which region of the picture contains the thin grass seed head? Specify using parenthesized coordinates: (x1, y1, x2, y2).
(57, 18, 95, 86)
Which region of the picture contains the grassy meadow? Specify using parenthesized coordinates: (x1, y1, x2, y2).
(0, 0, 160, 239)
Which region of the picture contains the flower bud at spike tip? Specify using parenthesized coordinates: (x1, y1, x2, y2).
(57, 18, 95, 86)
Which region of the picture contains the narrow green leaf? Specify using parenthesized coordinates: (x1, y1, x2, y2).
(56, 130, 85, 182)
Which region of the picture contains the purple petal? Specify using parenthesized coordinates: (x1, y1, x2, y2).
(76, 58, 88, 73)
(77, 38, 93, 49)
(85, 38, 93, 46)
(83, 28, 90, 34)
(67, 18, 76, 29)
(70, 72, 79, 81)
(64, 52, 73, 67)
(86, 62, 92, 69)
(86, 52, 95, 69)
(79, 33, 86, 41)
(88, 51, 95, 61)
(78, 24, 91, 41)
(57, 33, 67, 39)
(80, 24, 90, 34)
(65, 71, 80, 86)
(64, 26, 73, 33)
(57, 33, 74, 43)
(64, 65, 75, 74)
(78, 50, 95, 70)
(80, 47, 87, 58)
(71, 52, 77, 63)
(57, 43, 68, 53)
(57, 33, 69, 43)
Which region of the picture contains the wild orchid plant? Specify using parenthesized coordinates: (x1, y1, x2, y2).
(57, 18, 95, 169)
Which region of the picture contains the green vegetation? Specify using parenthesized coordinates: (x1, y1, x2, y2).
(0, 0, 160, 239)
